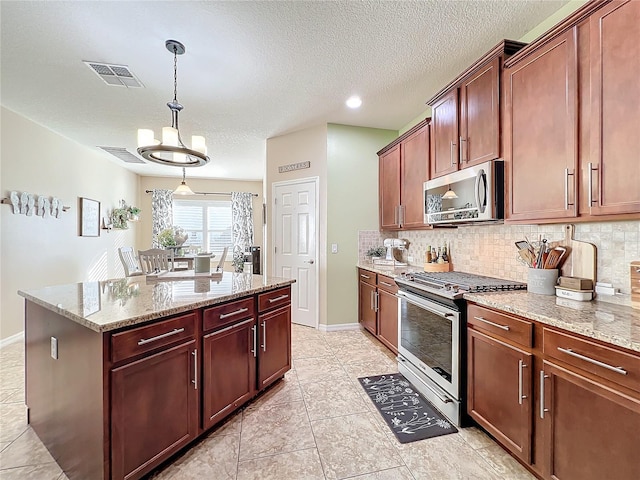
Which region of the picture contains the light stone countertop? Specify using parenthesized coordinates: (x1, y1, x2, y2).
(18, 273, 296, 333)
(464, 291, 640, 353)
(357, 262, 411, 277)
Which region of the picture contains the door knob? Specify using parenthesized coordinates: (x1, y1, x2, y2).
(305, 259, 315, 264)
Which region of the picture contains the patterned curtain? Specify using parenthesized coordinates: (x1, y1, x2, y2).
(231, 192, 254, 270)
(151, 190, 173, 248)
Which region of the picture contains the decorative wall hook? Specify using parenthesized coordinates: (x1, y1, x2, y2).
(2, 192, 70, 217)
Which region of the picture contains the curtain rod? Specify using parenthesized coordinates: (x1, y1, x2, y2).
(145, 190, 258, 197)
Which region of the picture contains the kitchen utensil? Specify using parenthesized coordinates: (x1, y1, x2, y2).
(563, 224, 597, 284)
(515, 240, 531, 251)
(544, 247, 567, 269)
(518, 248, 536, 267)
(535, 239, 547, 268)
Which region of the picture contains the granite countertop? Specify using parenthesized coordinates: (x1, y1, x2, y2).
(357, 262, 411, 277)
(18, 273, 296, 333)
(465, 291, 640, 353)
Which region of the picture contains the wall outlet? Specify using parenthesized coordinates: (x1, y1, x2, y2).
(408, 256, 414, 263)
(51, 336, 58, 360)
(331, 243, 338, 254)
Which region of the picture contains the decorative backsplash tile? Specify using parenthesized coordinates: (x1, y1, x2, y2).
(359, 220, 640, 294)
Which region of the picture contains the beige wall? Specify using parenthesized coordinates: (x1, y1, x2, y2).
(1, 107, 138, 340)
(326, 124, 397, 325)
(137, 176, 264, 265)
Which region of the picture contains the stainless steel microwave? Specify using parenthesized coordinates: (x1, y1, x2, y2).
(423, 160, 504, 225)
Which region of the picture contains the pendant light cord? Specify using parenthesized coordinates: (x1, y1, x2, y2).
(173, 46, 178, 103)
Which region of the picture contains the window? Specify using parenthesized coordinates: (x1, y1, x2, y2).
(173, 199, 232, 255)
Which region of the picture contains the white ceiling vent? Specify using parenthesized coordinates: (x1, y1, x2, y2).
(98, 146, 146, 164)
(84, 61, 143, 88)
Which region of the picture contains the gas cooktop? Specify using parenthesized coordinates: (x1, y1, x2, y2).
(395, 271, 527, 299)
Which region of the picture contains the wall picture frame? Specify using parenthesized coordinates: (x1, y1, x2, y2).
(80, 197, 100, 237)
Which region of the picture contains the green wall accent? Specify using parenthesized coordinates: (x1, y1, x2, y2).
(326, 124, 397, 326)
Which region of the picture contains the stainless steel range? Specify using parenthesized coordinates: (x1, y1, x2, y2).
(394, 271, 526, 426)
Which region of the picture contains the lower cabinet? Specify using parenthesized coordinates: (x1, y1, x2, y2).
(357, 268, 398, 353)
(202, 318, 256, 430)
(111, 340, 199, 480)
(258, 304, 292, 389)
(359, 279, 377, 335)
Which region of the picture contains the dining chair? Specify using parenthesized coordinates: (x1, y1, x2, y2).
(118, 246, 144, 277)
(138, 248, 171, 274)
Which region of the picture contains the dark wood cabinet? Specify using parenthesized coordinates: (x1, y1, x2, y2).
(358, 278, 377, 336)
(467, 328, 532, 463)
(376, 276, 398, 354)
(540, 360, 640, 480)
(504, 29, 579, 222)
(378, 120, 430, 231)
(202, 318, 256, 430)
(258, 305, 292, 389)
(430, 90, 459, 178)
(111, 340, 198, 480)
(586, 0, 640, 216)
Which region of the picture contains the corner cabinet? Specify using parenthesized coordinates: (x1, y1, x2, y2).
(357, 268, 398, 354)
(378, 119, 430, 231)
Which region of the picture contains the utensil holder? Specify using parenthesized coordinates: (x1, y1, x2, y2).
(527, 268, 558, 295)
(194, 254, 211, 273)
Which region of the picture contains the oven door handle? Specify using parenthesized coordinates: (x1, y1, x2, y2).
(396, 290, 456, 319)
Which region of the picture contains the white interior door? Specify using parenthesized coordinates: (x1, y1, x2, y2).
(273, 178, 318, 328)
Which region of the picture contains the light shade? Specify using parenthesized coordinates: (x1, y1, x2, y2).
(442, 186, 458, 199)
(174, 168, 195, 195)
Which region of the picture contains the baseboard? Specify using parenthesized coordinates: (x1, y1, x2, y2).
(0, 330, 24, 349)
(318, 322, 361, 333)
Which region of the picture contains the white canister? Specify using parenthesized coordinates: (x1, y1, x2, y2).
(527, 268, 558, 295)
(194, 254, 212, 273)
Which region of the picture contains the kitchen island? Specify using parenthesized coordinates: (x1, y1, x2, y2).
(18, 273, 295, 480)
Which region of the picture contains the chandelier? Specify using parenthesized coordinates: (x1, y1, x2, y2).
(137, 40, 209, 167)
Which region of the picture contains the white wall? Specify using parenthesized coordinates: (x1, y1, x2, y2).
(1, 107, 139, 340)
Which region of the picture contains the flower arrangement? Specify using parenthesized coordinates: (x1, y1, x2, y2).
(110, 200, 141, 229)
(366, 246, 387, 258)
(156, 226, 189, 248)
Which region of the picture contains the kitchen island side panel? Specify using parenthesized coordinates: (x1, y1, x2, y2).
(25, 301, 108, 480)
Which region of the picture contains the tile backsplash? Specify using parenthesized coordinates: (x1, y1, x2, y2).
(359, 220, 640, 294)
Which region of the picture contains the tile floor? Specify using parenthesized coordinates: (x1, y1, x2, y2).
(0, 325, 537, 480)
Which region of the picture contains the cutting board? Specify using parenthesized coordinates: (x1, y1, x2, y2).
(562, 224, 597, 284)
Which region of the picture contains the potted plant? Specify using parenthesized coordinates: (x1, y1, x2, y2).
(110, 200, 141, 229)
(366, 246, 387, 259)
(127, 206, 141, 222)
(157, 226, 189, 249)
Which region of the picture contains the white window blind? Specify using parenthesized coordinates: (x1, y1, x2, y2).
(173, 199, 232, 255)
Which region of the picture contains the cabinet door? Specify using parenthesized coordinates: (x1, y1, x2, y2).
(258, 305, 291, 389)
(111, 340, 198, 480)
(588, 0, 640, 215)
(430, 89, 459, 178)
(358, 281, 377, 336)
(505, 29, 578, 221)
(460, 58, 500, 167)
(379, 144, 401, 230)
(377, 288, 398, 354)
(467, 329, 532, 463)
(202, 318, 256, 430)
(540, 361, 640, 480)
(400, 124, 429, 228)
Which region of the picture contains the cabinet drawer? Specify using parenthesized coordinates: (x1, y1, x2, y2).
(258, 286, 291, 312)
(358, 268, 377, 286)
(203, 297, 255, 332)
(377, 274, 398, 293)
(467, 304, 533, 347)
(543, 328, 640, 393)
(111, 313, 196, 364)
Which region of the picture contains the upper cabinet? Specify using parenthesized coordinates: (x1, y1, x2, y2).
(378, 119, 430, 231)
(428, 40, 526, 179)
(505, 0, 640, 223)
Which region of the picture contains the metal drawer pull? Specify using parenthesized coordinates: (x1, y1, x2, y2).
(251, 324, 257, 358)
(268, 294, 289, 303)
(374, 292, 379, 312)
(380, 281, 394, 287)
(192, 349, 198, 390)
(214, 318, 254, 335)
(518, 360, 527, 405)
(473, 316, 510, 331)
(219, 307, 249, 319)
(261, 321, 267, 352)
(557, 347, 627, 375)
(137, 328, 185, 346)
(360, 274, 370, 279)
(540, 370, 549, 419)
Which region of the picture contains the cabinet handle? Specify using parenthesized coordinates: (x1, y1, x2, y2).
(251, 324, 257, 358)
(360, 274, 370, 279)
(374, 291, 379, 312)
(192, 349, 198, 390)
(473, 316, 510, 331)
(587, 162, 598, 206)
(137, 327, 185, 346)
(557, 347, 627, 375)
(268, 294, 289, 303)
(518, 359, 527, 405)
(380, 281, 394, 287)
(450, 141, 457, 166)
(394, 205, 399, 226)
(540, 370, 549, 419)
(564, 168, 575, 209)
(219, 307, 249, 319)
(370, 290, 375, 310)
(261, 321, 267, 352)
(459, 136, 466, 163)
(213, 318, 254, 335)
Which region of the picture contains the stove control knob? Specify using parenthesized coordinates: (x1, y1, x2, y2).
(451, 285, 459, 293)
(444, 283, 451, 291)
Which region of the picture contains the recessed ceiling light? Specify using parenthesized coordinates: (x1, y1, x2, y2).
(346, 95, 362, 109)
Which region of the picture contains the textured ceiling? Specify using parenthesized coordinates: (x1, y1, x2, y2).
(1, 1, 567, 181)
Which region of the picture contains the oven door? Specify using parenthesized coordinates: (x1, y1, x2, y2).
(397, 289, 460, 400)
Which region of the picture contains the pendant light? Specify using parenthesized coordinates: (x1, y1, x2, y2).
(442, 185, 458, 199)
(137, 40, 209, 167)
(174, 168, 195, 195)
